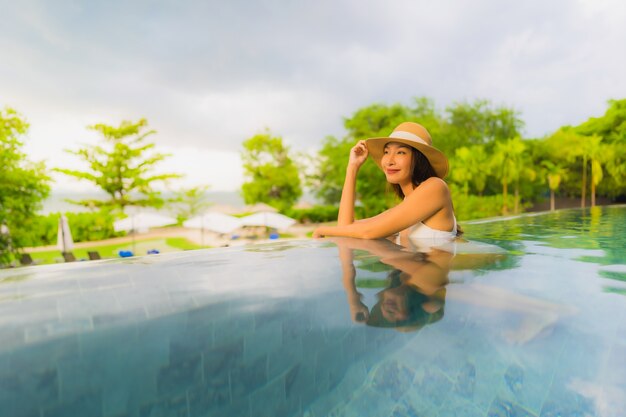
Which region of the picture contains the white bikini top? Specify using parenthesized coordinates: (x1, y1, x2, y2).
(396, 216, 457, 250)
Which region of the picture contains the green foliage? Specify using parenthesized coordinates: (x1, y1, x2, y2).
(576, 98, 626, 143)
(440, 99, 524, 155)
(241, 130, 302, 211)
(0, 107, 51, 265)
(450, 186, 517, 221)
(13, 211, 122, 248)
(164, 237, 206, 250)
(309, 97, 529, 219)
(55, 118, 181, 213)
(169, 185, 212, 223)
(284, 205, 339, 223)
(25, 237, 201, 265)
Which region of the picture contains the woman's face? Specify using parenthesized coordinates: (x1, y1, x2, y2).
(380, 286, 409, 322)
(381, 142, 413, 185)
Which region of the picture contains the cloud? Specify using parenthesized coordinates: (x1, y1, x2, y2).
(2, 0, 626, 192)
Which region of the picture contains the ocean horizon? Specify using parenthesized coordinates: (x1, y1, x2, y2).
(40, 190, 246, 215)
(40, 190, 319, 215)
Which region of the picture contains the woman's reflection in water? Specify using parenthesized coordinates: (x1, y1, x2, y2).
(333, 237, 576, 341)
(336, 237, 454, 332)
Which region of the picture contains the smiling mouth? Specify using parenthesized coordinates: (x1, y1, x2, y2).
(386, 169, 400, 175)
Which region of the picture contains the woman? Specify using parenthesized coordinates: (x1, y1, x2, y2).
(334, 236, 449, 332)
(313, 121, 459, 246)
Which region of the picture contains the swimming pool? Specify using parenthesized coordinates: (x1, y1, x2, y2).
(0, 206, 624, 416)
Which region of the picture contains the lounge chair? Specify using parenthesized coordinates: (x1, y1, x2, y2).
(87, 251, 101, 260)
(62, 252, 77, 262)
(19, 253, 37, 266)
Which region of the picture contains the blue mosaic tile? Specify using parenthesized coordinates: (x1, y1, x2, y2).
(187, 383, 244, 417)
(371, 359, 416, 401)
(10, 335, 80, 374)
(343, 387, 402, 417)
(454, 361, 477, 399)
(0, 368, 57, 417)
(267, 343, 302, 380)
(138, 393, 188, 417)
(412, 367, 453, 408)
(249, 375, 288, 417)
(244, 316, 282, 362)
(487, 396, 537, 417)
(43, 389, 103, 417)
(282, 312, 313, 346)
(169, 325, 214, 364)
(539, 379, 601, 417)
(229, 353, 268, 401)
(287, 363, 316, 408)
(157, 354, 202, 397)
(213, 313, 254, 346)
(436, 396, 486, 417)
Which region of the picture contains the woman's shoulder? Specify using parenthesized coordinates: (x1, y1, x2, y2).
(415, 177, 450, 194)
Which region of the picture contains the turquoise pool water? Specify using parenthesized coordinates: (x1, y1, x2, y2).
(0, 206, 624, 416)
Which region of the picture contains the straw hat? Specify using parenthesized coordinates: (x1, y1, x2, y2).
(366, 122, 449, 178)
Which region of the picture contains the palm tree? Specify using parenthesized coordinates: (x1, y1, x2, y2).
(451, 145, 490, 196)
(541, 161, 568, 211)
(586, 135, 607, 207)
(491, 137, 528, 215)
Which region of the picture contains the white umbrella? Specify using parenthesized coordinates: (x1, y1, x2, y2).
(245, 203, 278, 213)
(239, 211, 296, 230)
(113, 212, 177, 233)
(57, 214, 74, 253)
(184, 212, 242, 234)
(183, 212, 242, 245)
(114, 212, 176, 253)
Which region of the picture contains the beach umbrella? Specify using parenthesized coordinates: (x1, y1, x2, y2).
(57, 214, 74, 254)
(184, 212, 242, 234)
(113, 212, 177, 233)
(113, 212, 176, 253)
(239, 211, 296, 230)
(245, 203, 278, 213)
(183, 212, 242, 245)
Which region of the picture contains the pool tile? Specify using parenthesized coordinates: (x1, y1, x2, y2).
(187, 383, 243, 417)
(249, 375, 287, 417)
(411, 366, 454, 408)
(487, 396, 537, 417)
(229, 353, 268, 401)
(43, 389, 103, 417)
(138, 393, 187, 417)
(157, 354, 202, 397)
(268, 343, 302, 380)
(371, 359, 416, 401)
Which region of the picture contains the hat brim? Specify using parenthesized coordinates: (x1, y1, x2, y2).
(365, 137, 449, 179)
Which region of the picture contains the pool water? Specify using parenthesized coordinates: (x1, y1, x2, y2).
(0, 206, 625, 416)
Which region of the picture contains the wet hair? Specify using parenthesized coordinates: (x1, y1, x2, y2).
(389, 146, 438, 199)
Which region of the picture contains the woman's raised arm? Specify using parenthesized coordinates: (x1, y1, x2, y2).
(314, 177, 449, 239)
(337, 140, 368, 226)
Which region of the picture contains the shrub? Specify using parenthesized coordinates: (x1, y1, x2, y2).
(284, 205, 339, 223)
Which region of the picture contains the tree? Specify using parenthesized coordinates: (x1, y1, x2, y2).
(540, 161, 568, 211)
(56, 118, 181, 213)
(441, 99, 524, 155)
(586, 135, 606, 207)
(575, 99, 626, 200)
(170, 185, 212, 223)
(450, 145, 490, 196)
(491, 137, 530, 215)
(0, 107, 51, 265)
(241, 130, 302, 211)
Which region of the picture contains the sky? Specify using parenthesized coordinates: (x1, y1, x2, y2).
(2, 0, 625, 194)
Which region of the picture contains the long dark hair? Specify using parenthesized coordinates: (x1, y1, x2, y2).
(390, 147, 437, 199)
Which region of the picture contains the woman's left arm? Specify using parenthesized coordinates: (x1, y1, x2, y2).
(314, 178, 449, 239)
